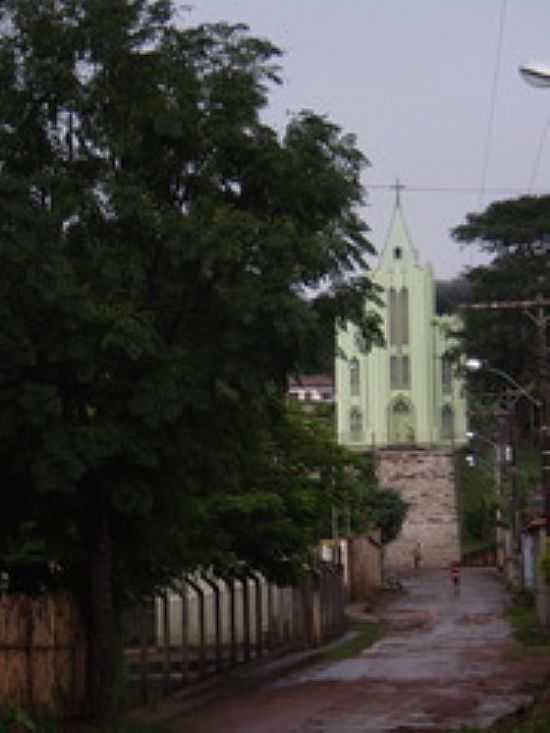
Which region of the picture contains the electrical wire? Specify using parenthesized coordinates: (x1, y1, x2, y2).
(527, 113, 550, 193)
(366, 184, 550, 195)
(478, 0, 508, 207)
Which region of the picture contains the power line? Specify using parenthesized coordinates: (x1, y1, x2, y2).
(366, 184, 550, 195)
(528, 113, 550, 193)
(478, 0, 508, 207)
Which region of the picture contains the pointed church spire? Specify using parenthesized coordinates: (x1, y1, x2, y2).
(393, 178, 405, 209)
(378, 180, 420, 270)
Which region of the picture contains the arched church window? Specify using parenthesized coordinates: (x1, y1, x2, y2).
(389, 287, 409, 346)
(400, 287, 409, 344)
(442, 357, 452, 395)
(394, 247, 402, 260)
(349, 358, 360, 397)
(441, 405, 454, 440)
(390, 355, 410, 390)
(349, 407, 363, 441)
(354, 330, 367, 352)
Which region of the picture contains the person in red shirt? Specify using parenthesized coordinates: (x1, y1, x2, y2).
(450, 561, 461, 594)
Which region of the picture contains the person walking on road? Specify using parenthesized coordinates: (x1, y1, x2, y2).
(450, 561, 461, 595)
(412, 542, 422, 570)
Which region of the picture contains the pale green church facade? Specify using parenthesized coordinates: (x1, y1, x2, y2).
(336, 198, 467, 449)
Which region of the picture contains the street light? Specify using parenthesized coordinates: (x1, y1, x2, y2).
(465, 358, 541, 409)
(465, 429, 506, 571)
(519, 61, 550, 88)
(465, 358, 544, 582)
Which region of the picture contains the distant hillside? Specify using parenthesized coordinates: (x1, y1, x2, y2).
(436, 277, 472, 315)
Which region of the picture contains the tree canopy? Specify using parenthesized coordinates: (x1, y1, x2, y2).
(452, 195, 550, 426)
(0, 0, 383, 719)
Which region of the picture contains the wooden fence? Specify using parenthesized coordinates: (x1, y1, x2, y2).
(122, 561, 346, 708)
(0, 592, 86, 716)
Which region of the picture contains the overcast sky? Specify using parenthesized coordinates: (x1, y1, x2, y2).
(184, 1, 550, 280)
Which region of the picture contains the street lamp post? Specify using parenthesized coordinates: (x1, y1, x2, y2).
(465, 429, 506, 571)
(465, 359, 550, 596)
(465, 359, 542, 411)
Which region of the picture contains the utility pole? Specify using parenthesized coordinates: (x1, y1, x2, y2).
(463, 296, 550, 618)
(463, 296, 550, 518)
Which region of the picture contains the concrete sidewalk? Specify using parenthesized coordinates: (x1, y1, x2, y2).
(143, 568, 550, 732)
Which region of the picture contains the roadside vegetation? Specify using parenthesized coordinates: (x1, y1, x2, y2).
(316, 622, 384, 664)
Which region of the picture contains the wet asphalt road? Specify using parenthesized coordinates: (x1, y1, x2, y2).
(175, 568, 550, 732)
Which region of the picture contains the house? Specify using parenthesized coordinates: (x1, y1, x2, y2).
(288, 375, 334, 403)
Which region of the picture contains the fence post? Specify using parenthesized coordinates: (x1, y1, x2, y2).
(138, 602, 150, 705)
(251, 574, 263, 658)
(240, 573, 251, 662)
(161, 592, 171, 694)
(185, 576, 206, 677)
(223, 576, 237, 666)
(201, 574, 222, 672)
(178, 579, 190, 684)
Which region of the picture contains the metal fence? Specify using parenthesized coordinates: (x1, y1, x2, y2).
(123, 561, 345, 707)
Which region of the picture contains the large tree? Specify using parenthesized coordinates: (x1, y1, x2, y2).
(452, 195, 550, 430)
(0, 0, 381, 720)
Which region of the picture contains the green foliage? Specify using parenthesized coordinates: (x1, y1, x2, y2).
(506, 591, 550, 647)
(539, 540, 550, 585)
(459, 451, 497, 547)
(0, 1, 382, 718)
(0, 706, 39, 733)
(317, 622, 383, 663)
(452, 195, 550, 444)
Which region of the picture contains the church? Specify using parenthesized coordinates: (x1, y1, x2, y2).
(335, 192, 467, 450)
(335, 191, 467, 568)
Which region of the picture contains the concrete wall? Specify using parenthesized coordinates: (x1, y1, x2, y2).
(376, 448, 461, 569)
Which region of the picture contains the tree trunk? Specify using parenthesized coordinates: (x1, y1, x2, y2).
(88, 507, 117, 724)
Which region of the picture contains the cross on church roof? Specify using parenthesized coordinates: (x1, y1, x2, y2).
(393, 178, 405, 208)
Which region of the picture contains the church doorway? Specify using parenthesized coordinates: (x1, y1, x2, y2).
(388, 397, 416, 445)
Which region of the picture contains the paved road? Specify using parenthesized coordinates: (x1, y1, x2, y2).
(175, 568, 550, 732)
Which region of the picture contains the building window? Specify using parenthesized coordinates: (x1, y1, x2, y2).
(441, 404, 454, 440)
(442, 357, 452, 395)
(354, 330, 367, 352)
(349, 358, 360, 397)
(390, 355, 410, 390)
(349, 408, 363, 441)
(389, 287, 409, 346)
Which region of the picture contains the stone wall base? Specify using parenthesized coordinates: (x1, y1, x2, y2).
(376, 448, 461, 571)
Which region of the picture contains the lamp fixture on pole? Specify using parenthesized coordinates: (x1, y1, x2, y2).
(465, 358, 541, 409)
(519, 61, 550, 88)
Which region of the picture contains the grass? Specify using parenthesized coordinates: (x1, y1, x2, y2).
(0, 707, 173, 733)
(505, 592, 550, 647)
(315, 621, 383, 664)
(455, 725, 550, 733)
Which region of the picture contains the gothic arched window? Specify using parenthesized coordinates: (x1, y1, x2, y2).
(389, 287, 409, 346)
(349, 358, 360, 397)
(442, 357, 452, 395)
(349, 408, 363, 441)
(390, 355, 410, 390)
(441, 405, 454, 440)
